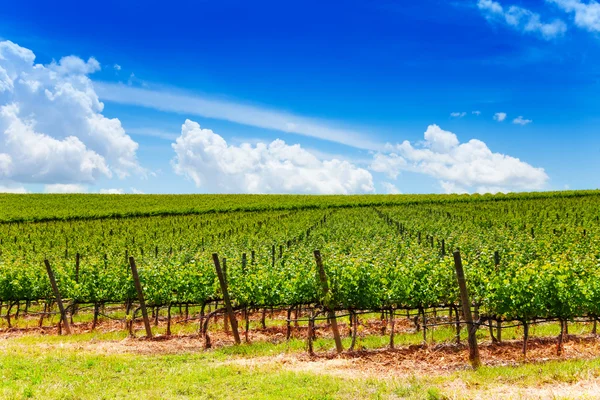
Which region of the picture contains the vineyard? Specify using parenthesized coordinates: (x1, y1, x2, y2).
(1, 191, 600, 364)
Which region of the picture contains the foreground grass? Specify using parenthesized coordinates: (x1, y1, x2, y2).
(0, 339, 401, 400)
(2, 330, 600, 400)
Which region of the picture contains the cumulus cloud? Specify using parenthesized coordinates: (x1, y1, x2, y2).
(0, 185, 27, 193)
(45, 184, 88, 193)
(548, 0, 600, 32)
(382, 182, 401, 194)
(450, 112, 467, 118)
(369, 124, 548, 194)
(99, 188, 125, 194)
(440, 181, 469, 194)
(478, 0, 567, 39)
(114, 64, 122, 71)
(370, 152, 407, 179)
(513, 116, 533, 125)
(494, 112, 508, 121)
(0, 40, 141, 186)
(171, 120, 374, 194)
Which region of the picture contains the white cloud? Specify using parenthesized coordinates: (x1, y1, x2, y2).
(0, 185, 27, 193)
(494, 112, 507, 122)
(0, 40, 142, 186)
(478, 0, 568, 39)
(99, 188, 125, 194)
(130, 187, 145, 194)
(171, 119, 374, 194)
(94, 82, 383, 151)
(472, 111, 482, 116)
(370, 152, 407, 179)
(513, 116, 533, 125)
(52, 55, 101, 75)
(450, 112, 467, 118)
(424, 124, 460, 152)
(548, 0, 600, 32)
(45, 184, 88, 193)
(440, 181, 469, 194)
(369, 124, 548, 193)
(382, 182, 401, 194)
(114, 64, 122, 71)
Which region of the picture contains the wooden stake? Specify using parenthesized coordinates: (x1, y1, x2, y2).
(44, 260, 71, 335)
(75, 253, 80, 283)
(523, 321, 529, 357)
(307, 309, 315, 355)
(128, 257, 152, 338)
(453, 250, 481, 368)
(212, 253, 241, 344)
(313, 250, 343, 354)
(389, 308, 395, 349)
(223, 258, 230, 334)
(271, 245, 275, 268)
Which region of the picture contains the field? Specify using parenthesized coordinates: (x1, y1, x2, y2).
(2, 191, 600, 399)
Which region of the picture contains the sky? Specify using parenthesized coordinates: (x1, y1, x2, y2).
(0, 0, 598, 195)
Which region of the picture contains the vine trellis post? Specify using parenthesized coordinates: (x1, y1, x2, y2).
(453, 250, 481, 369)
(44, 259, 71, 335)
(128, 257, 152, 338)
(212, 253, 241, 345)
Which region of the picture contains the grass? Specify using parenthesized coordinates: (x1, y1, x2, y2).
(2, 309, 600, 399)
(0, 340, 413, 400)
(454, 357, 600, 388)
(2, 326, 600, 399)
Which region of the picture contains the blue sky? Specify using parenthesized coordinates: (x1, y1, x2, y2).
(0, 0, 598, 194)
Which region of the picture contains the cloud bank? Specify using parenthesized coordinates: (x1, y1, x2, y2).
(171, 120, 375, 194)
(369, 124, 548, 194)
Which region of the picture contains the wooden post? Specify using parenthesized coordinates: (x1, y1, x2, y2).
(241, 253, 247, 273)
(453, 250, 481, 368)
(494, 251, 500, 269)
(389, 307, 395, 349)
(44, 260, 71, 335)
(223, 258, 230, 334)
(75, 253, 80, 283)
(313, 250, 343, 354)
(128, 257, 152, 338)
(212, 253, 241, 344)
(271, 245, 275, 268)
(307, 308, 315, 355)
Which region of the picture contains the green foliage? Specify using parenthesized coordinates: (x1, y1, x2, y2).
(0, 191, 599, 324)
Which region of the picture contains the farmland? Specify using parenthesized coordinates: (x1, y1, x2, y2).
(2, 191, 600, 399)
